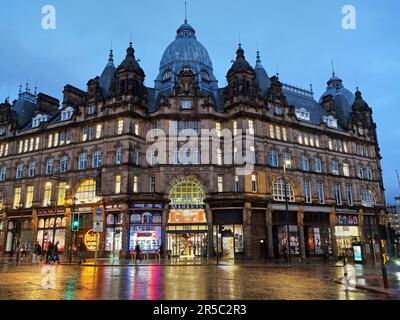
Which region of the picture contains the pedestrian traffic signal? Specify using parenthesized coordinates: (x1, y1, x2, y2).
(71, 212, 80, 231)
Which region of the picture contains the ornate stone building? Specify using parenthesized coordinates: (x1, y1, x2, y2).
(0, 19, 386, 261)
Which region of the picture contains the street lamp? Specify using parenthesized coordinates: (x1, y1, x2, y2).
(283, 159, 292, 264)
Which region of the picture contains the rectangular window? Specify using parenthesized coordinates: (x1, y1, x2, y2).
(43, 183, 52, 207)
(57, 182, 67, 206)
(269, 125, 275, 139)
(0, 167, 6, 181)
(96, 124, 102, 139)
(317, 181, 325, 204)
(150, 176, 156, 193)
(29, 138, 34, 151)
(343, 163, 350, 177)
(24, 139, 28, 152)
(217, 176, 224, 193)
(314, 158, 322, 173)
(283, 152, 292, 168)
(133, 176, 139, 193)
(301, 155, 309, 171)
(298, 134, 303, 145)
(334, 183, 342, 205)
(345, 184, 353, 206)
(4, 144, 8, 156)
(250, 146, 256, 163)
(181, 100, 192, 109)
(134, 123, 140, 136)
(282, 127, 288, 141)
(248, 120, 255, 135)
(133, 149, 139, 165)
(88, 127, 94, 140)
(82, 127, 87, 141)
(66, 130, 71, 144)
(328, 139, 333, 150)
(217, 148, 223, 165)
(117, 119, 124, 135)
(25, 185, 34, 208)
(276, 126, 281, 140)
(193, 121, 200, 136)
(331, 160, 339, 175)
(13, 187, 22, 209)
(315, 136, 320, 148)
(269, 151, 278, 167)
(216, 122, 222, 137)
(304, 180, 312, 204)
(59, 132, 65, 145)
(54, 133, 59, 147)
(116, 147, 122, 165)
(235, 176, 240, 192)
(174, 120, 180, 136)
(16, 164, 23, 179)
(115, 175, 121, 194)
(18, 141, 23, 154)
(251, 175, 258, 193)
(233, 121, 238, 136)
(48, 135, 53, 148)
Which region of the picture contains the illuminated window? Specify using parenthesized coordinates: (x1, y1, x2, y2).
(272, 179, 294, 202)
(133, 176, 139, 193)
(25, 186, 34, 208)
(216, 122, 222, 137)
(269, 125, 275, 139)
(13, 187, 22, 208)
(82, 127, 88, 141)
(18, 141, 23, 154)
(43, 183, 52, 207)
(217, 176, 224, 193)
(75, 179, 99, 204)
(134, 122, 140, 136)
(276, 126, 281, 140)
(282, 127, 288, 141)
(248, 120, 255, 135)
(48, 134, 53, 148)
(343, 163, 350, 177)
(57, 182, 67, 206)
(235, 176, 240, 192)
(24, 139, 28, 152)
(29, 138, 34, 151)
(168, 176, 206, 207)
(54, 133, 59, 147)
(95, 124, 102, 139)
(217, 148, 223, 165)
(117, 119, 124, 135)
(115, 175, 121, 194)
(233, 121, 238, 136)
(251, 175, 258, 193)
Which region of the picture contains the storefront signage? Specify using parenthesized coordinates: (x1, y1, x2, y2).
(168, 209, 207, 224)
(105, 204, 122, 211)
(337, 215, 358, 226)
(129, 204, 163, 209)
(78, 207, 93, 213)
(38, 208, 65, 215)
(84, 230, 100, 251)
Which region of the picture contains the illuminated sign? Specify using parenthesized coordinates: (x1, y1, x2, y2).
(337, 215, 358, 225)
(168, 209, 207, 224)
(84, 230, 100, 251)
(353, 245, 363, 263)
(129, 226, 161, 251)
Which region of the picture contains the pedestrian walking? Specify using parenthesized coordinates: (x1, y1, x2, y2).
(135, 242, 141, 263)
(46, 242, 54, 264)
(283, 245, 288, 263)
(20, 241, 28, 262)
(52, 241, 60, 264)
(77, 239, 87, 264)
(32, 241, 42, 264)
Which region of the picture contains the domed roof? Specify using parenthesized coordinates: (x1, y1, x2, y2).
(117, 43, 144, 77)
(227, 45, 255, 76)
(155, 20, 218, 98)
(319, 73, 355, 128)
(159, 21, 213, 70)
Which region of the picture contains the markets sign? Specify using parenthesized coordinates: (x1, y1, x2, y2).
(168, 209, 207, 224)
(84, 230, 100, 251)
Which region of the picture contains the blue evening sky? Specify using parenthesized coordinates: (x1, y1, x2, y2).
(0, 0, 399, 202)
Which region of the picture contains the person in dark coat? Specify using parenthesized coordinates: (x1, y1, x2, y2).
(135, 243, 141, 263)
(77, 239, 87, 264)
(46, 242, 54, 264)
(33, 241, 42, 264)
(283, 245, 289, 263)
(52, 241, 60, 264)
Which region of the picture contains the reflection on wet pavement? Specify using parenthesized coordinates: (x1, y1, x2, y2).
(0, 264, 398, 300)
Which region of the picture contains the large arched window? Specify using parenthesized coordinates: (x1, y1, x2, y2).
(168, 176, 206, 207)
(272, 179, 295, 202)
(75, 179, 99, 204)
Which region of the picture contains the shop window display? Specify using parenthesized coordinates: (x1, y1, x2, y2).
(37, 216, 66, 251)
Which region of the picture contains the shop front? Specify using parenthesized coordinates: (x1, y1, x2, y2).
(166, 176, 208, 258)
(272, 211, 299, 258)
(334, 213, 361, 257)
(128, 204, 163, 254)
(104, 205, 123, 257)
(6, 214, 33, 254)
(212, 210, 244, 259)
(303, 212, 332, 257)
(37, 209, 67, 252)
(74, 206, 97, 256)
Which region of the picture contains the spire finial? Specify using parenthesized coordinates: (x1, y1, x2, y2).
(25, 81, 30, 92)
(184, 1, 187, 23)
(309, 78, 314, 94)
(129, 32, 133, 47)
(331, 60, 335, 77)
(19, 84, 22, 94)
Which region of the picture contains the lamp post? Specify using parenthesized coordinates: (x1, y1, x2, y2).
(283, 160, 292, 264)
(374, 205, 389, 288)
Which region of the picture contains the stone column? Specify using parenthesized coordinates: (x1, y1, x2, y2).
(358, 208, 364, 242)
(206, 203, 213, 258)
(243, 201, 252, 259)
(297, 207, 306, 261)
(120, 203, 129, 259)
(266, 203, 274, 260)
(329, 207, 338, 259)
(162, 205, 169, 258)
(63, 207, 72, 263)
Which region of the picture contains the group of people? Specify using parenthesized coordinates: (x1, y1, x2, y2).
(18, 241, 60, 264)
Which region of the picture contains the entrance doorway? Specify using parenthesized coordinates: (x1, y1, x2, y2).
(167, 233, 208, 258)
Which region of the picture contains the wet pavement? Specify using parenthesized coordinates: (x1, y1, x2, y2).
(0, 258, 399, 300)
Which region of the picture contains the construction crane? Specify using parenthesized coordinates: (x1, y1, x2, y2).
(397, 170, 400, 193)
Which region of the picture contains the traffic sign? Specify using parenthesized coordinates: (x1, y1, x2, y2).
(95, 207, 103, 216)
(93, 221, 103, 233)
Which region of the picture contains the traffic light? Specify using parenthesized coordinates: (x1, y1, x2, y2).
(71, 212, 80, 231)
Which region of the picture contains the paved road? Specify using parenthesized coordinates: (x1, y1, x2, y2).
(0, 263, 398, 300)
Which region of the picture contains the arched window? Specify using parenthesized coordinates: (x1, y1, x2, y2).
(272, 179, 295, 202)
(163, 69, 172, 80)
(75, 179, 99, 204)
(168, 176, 206, 207)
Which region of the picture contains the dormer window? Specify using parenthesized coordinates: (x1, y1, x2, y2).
(295, 108, 310, 121)
(32, 114, 48, 128)
(0, 126, 5, 136)
(163, 69, 172, 81)
(274, 105, 283, 116)
(323, 116, 338, 129)
(181, 100, 192, 109)
(61, 107, 74, 121)
(87, 105, 96, 115)
(201, 70, 210, 81)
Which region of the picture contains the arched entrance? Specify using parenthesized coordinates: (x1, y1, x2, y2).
(166, 176, 208, 258)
